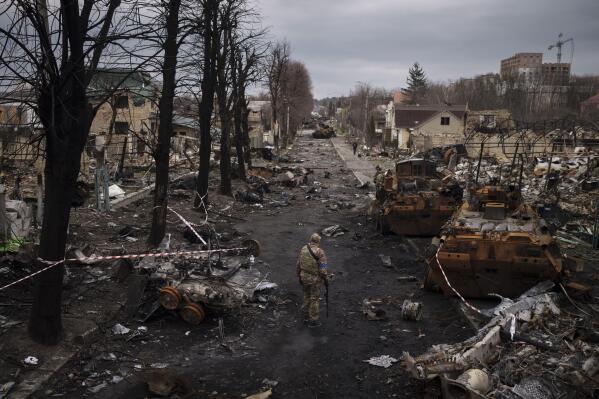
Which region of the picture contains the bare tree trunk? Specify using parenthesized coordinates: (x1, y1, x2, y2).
(29, 104, 93, 344)
(195, 0, 219, 207)
(233, 98, 245, 180)
(149, 0, 182, 246)
(242, 102, 251, 168)
(232, 48, 246, 180)
(219, 108, 232, 195)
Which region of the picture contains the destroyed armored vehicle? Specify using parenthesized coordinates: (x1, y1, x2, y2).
(312, 124, 336, 139)
(425, 184, 563, 298)
(376, 158, 462, 236)
(136, 240, 269, 326)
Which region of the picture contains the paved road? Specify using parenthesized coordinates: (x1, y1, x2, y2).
(330, 136, 376, 186)
(34, 132, 470, 399)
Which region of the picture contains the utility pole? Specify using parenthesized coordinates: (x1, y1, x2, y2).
(363, 92, 369, 140)
(286, 102, 290, 141)
(548, 33, 573, 64)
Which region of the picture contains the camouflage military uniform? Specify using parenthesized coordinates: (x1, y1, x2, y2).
(296, 242, 328, 321)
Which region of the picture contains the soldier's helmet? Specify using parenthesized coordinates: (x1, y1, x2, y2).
(310, 233, 321, 243)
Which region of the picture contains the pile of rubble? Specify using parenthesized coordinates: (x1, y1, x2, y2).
(452, 152, 599, 214)
(235, 165, 313, 205)
(403, 282, 599, 398)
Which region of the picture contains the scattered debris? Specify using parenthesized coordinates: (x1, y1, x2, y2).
(401, 299, 423, 321)
(379, 254, 392, 267)
(140, 369, 192, 397)
(87, 383, 108, 394)
(396, 275, 417, 282)
(364, 355, 398, 368)
(23, 356, 38, 366)
(362, 298, 387, 321)
(403, 282, 599, 398)
(245, 389, 273, 399)
(321, 224, 348, 237)
(111, 323, 131, 335)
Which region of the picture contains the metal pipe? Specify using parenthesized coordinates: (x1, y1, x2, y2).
(474, 142, 484, 185)
(510, 140, 520, 180)
(518, 154, 524, 191)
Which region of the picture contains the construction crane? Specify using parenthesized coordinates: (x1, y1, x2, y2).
(548, 33, 573, 63)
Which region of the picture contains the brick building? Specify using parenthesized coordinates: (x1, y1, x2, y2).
(500, 52, 570, 85)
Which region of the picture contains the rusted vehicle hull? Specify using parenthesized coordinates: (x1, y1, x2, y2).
(426, 235, 563, 298)
(382, 205, 455, 236)
(375, 158, 462, 237)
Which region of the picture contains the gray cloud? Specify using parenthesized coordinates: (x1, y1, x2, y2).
(256, 0, 599, 98)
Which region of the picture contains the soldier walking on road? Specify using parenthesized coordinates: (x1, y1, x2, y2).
(352, 141, 358, 155)
(297, 233, 329, 327)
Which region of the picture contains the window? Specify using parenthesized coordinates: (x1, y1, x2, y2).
(483, 115, 496, 127)
(412, 164, 422, 176)
(440, 117, 450, 126)
(115, 95, 129, 109)
(114, 121, 129, 134)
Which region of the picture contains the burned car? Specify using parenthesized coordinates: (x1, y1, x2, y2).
(425, 184, 563, 298)
(376, 158, 462, 236)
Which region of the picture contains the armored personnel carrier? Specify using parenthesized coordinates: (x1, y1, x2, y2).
(425, 184, 563, 298)
(376, 158, 462, 236)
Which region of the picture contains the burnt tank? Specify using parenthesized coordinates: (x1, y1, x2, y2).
(376, 158, 462, 236)
(425, 184, 563, 298)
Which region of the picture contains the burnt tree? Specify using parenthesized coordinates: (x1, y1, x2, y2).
(0, 0, 143, 344)
(232, 41, 263, 180)
(266, 41, 289, 153)
(194, 0, 221, 207)
(149, 0, 184, 246)
(215, 12, 234, 196)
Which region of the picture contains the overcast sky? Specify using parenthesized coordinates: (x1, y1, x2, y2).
(256, 0, 599, 99)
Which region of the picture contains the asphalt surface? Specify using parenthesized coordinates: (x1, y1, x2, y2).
(32, 131, 472, 398)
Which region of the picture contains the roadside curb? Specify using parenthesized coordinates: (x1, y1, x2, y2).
(329, 138, 372, 187)
(4, 317, 100, 398)
(3, 281, 125, 398)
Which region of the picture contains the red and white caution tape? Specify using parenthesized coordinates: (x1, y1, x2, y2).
(0, 246, 249, 292)
(434, 246, 483, 315)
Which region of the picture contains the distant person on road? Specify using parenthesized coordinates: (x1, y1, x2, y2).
(352, 141, 358, 155)
(296, 233, 329, 327)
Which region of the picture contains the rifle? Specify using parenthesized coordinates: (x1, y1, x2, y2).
(324, 277, 329, 318)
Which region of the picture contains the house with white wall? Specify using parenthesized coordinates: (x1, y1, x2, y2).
(394, 104, 468, 150)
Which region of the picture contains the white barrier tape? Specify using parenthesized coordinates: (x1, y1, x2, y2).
(0, 246, 250, 292)
(55, 247, 248, 264)
(167, 206, 207, 246)
(0, 260, 64, 292)
(434, 246, 483, 315)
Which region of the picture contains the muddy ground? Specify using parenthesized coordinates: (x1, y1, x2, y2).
(5, 131, 476, 398)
